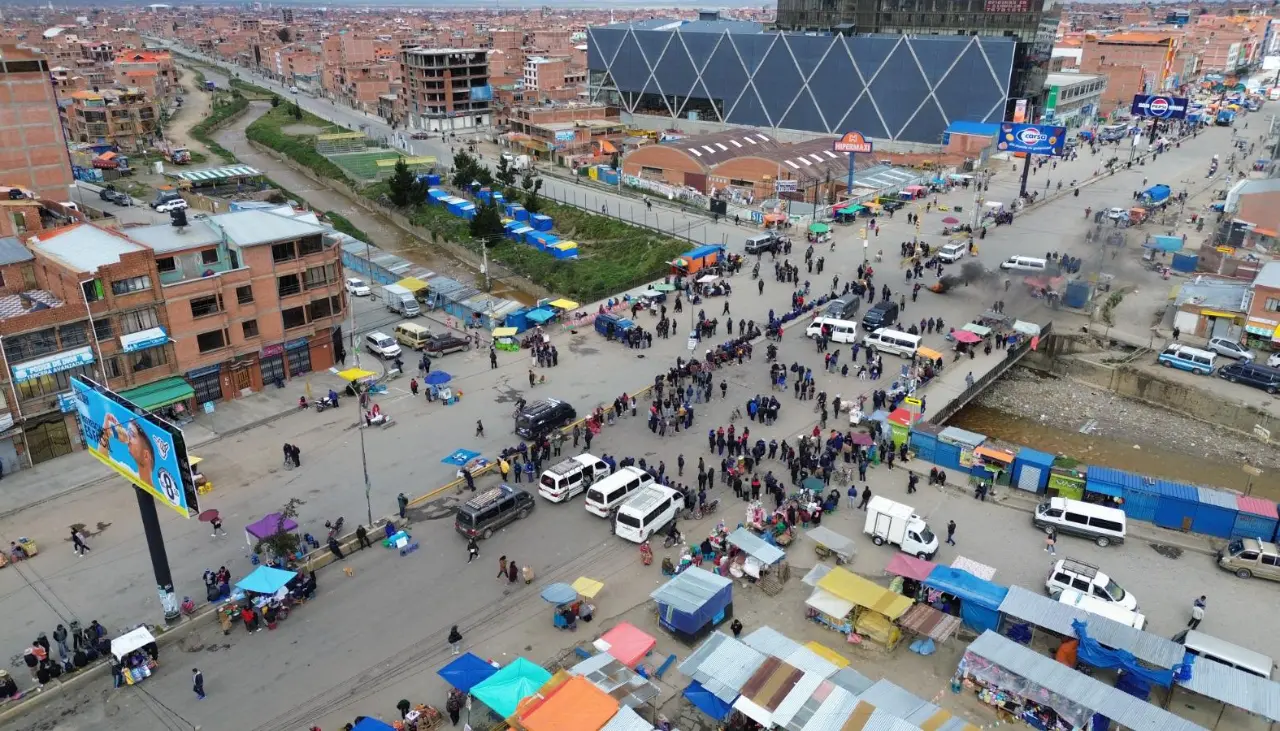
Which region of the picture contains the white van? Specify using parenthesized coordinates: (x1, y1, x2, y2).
(614, 484, 680, 542)
(806, 317, 858, 344)
(585, 466, 654, 517)
(863, 328, 921, 358)
(938, 242, 966, 263)
(1033, 497, 1126, 547)
(1172, 629, 1275, 679)
(999, 255, 1048, 273)
(1057, 588, 1147, 630)
(1158, 343, 1217, 376)
(537, 453, 611, 503)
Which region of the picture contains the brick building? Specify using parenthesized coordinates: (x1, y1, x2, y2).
(1079, 32, 1181, 115)
(0, 46, 75, 200)
(64, 87, 159, 152)
(400, 47, 492, 133)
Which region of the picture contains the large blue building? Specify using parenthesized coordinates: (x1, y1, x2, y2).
(587, 19, 1016, 146)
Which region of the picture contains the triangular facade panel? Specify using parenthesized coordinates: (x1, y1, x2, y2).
(654, 35, 698, 98)
(730, 33, 776, 76)
(869, 41, 928, 139)
(808, 39, 861, 132)
(634, 30, 672, 72)
(901, 98, 949, 144)
(779, 88, 829, 134)
(913, 37, 963, 87)
(690, 77, 724, 121)
(679, 31, 722, 74)
(848, 36, 898, 81)
(756, 39, 805, 125)
(727, 82, 772, 127)
(840, 93, 888, 141)
(700, 37, 750, 108)
(589, 28, 624, 69)
(609, 31, 651, 91)
(933, 41, 1000, 124)
(786, 35, 834, 82)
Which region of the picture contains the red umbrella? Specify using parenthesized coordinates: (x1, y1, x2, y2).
(941, 216, 960, 224)
(953, 330, 982, 344)
(198, 509, 220, 523)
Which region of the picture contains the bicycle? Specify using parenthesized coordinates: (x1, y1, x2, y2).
(729, 406, 743, 422)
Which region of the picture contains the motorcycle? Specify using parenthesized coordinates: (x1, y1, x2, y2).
(693, 498, 720, 520)
(324, 517, 345, 539)
(312, 395, 337, 412)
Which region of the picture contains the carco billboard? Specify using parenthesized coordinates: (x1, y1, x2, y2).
(997, 123, 1066, 156)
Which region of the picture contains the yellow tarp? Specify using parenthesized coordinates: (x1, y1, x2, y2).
(817, 567, 913, 620)
(336, 368, 378, 382)
(492, 327, 518, 338)
(188, 455, 203, 467)
(548, 299, 579, 310)
(803, 641, 849, 668)
(571, 577, 604, 598)
(917, 346, 943, 362)
(854, 610, 903, 649)
(396, 276, 429, 292)
(553, 241, 578, 250)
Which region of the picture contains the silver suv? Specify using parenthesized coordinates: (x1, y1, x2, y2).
(1207, 337, 1254, 361)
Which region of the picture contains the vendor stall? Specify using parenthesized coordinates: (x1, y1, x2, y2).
(516, 674, 620, 731)
(922, 565, 1008, 634)
(470, 657, 552, 719)
(245, 512, 299, 551)
(805, 526, 854, 565)
(650, 567, 733, 643)
(595, 622, 656, 669)
(111, 626, 158, 685)
(438, 652, 498, 694)
(679, 632, 767, 721)
(725, 527, 786, 583)
(811, 567, 914, 648)
(492, 326, 520, 352)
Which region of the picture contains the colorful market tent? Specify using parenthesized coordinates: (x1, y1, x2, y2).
(548, 298, 580, 310)
(816, 567, 913, 620)
(597, 622, 656, 668)
(471, 657, 552, 717)
(814, 567, 913, 647)
(236, 566, 297, 595)
(922, 565, 1008, 633)
(683, 681, 735, 721)
(438, 652, 498, 693)
(352, 719, 397, 731)
(884, 553, 936, 582)
(520, 675, 619, 731)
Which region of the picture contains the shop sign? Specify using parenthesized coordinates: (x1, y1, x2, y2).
(11, 346, 95, 383)
(261, 344, 285, 358)
(833, 131, 873, 154)
(120, 326, 169, 353)
(56, 393, 76, 413)
(284, 337, 310, 350)
(985, 0, 1029, 10)
(775, 180, 798, 193)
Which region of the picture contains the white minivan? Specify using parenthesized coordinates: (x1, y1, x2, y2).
(938, 242, 966, 263)
(1172, 629, 1275, 678)
(863, 328, 921, 358)
(1057, 588, 1147, 630)
(1033, 497, 1126, 547)
(584, 466, 654, 517)
(806, 317, 858, 344)
(999, 255, 1048, 273)
(537, 453, 611, 503)
(613, 484, 680, 542)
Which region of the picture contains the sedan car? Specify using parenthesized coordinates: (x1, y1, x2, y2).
(155, 199, 188, 213)
(1269, 352, 1280, 368)
(98, 185, 116, 202)
(1207, 337, 1254, 361)
(109, 191, 132, 207)
(1105, 207, 1128, 220)
(344, 278, 371, 297)
(423, 333, 472, 356)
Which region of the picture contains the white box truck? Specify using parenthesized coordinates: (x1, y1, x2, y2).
(864, 496, 939, 559)
(382, 284, 420, 317)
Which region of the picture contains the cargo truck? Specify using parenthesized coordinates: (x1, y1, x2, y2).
(382, 284, 420, 317)
(864, 496, 939, 559)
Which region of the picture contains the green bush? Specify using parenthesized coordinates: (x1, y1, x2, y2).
(189, 95, 248, 163)
(324, 211, 370, 242)
(245, 104, 356, 188)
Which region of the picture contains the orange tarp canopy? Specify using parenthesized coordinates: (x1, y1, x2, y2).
(521, 675, 619, 731)
(597, 139, 617, 154)
(974, 445, 1014, 464)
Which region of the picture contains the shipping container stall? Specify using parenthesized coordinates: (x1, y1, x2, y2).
(1192, 487, 1240, 539)
(1154, 480, 1200, 531)
(1232, 496, 1279, 541)
(530, 214, 554, 232)
(506, 203, 528, 221)
(909, 423, 943, 463)
(1010, 448, 1054, 493)
(937, 427, 986, 473)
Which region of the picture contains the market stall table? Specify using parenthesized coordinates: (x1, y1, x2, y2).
(470, 657, 552, 719)
(111, 626, 158, 686)
(595, 622, 657, 669)
(804, 526, 855, 564)
(492, 326, 520, 352)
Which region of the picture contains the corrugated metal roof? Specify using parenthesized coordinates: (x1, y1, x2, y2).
(800, 686, 859, 730)
(207, 210, 325, 247)
(0, 237, 33, 265)
(998, 586, 1184, 668)
(569, 653, 661, 708)
(600, 705, 654, 731)
(830, 666, 875, 696)
(171, 165, 261, 182)
(772, 672, 825, 728)
(1158, 480, 1199, 502)
(1083, 466, 1148, 490)
(1197, 486, 1239, 509)
(782, 646, 839, 679)
(727, 527, 786, 564)
(861, 705, 925, 731)
(966, 631, 1207, 731)
(857, 679, 933, 719)
(1177, 655, 1280, 722)
(937, 426, 984, 447)
(650, 566, 731, 614)
(743, 626, 800, 658)
(678, 632, 766, 703)
(801, 563, 834, 587)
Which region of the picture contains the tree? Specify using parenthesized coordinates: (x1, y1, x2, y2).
(470, 198, 505, 240)
(451, 150, 481, 189)
(494, 154, 517, 190)
(387, 158, 418, 208)
(271, 94, 280, 108)
(254, 497, 305, 562)
(521, 169, 545, 214)
(474, 166, 494, 188)
(291, 101, 303, 120)
(276, 28, 292, 43)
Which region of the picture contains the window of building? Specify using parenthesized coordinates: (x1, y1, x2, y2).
(189, 294, 222, 319)
(306, 297, 333, 321)
(196, 329, 227, 353)
(303, 263, 336, 290)
(271, 241, 297, 263)
(297, 235, 323, 256)
(1266, 297, 1280, 313)
(59, 321, 89, 349)
(236, 285, 255, 305)
(129, 345, 168, 373)
(82, 279, 104, 303)
(278, 274, 301, 298)
(119, 308, 160, 335)
(111, 276, 152, 296)
(103, 357, 123, 380)
(93, 318, 114, 342)
(157, 256, 177, 273)
(3, 328, 57, 363)
(242, 319, 259, 338)
(282, 306, 307, 330)
(200, 249, 220, 265)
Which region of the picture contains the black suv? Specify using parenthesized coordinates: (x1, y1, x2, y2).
(514, 398, 576, 439)
(1219, 362, 1280, 394)
(862, 301, 899, 331)
(824, 297, 861, 319)
(454, 484, 535, 540)
(424, 333, 471, 356)
(880, 200, 905, 212)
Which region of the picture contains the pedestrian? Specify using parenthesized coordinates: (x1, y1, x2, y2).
(446, 691, 463, 726)
(907, 473, 918, 494)
(1044, 529, 1056, 555)
(466, 537, 479, 562)
(490, 350, 498, 369)
(730, 618, 743, 638)
(356, 524, 371, 549)
(397, 699, 412, 719)
(448, 625, 463, 655)
(523, 564, 535, 584)
(327, 535, 345, 560)
(52, 624, 69, 659)
(678, 454, 685, 476)
(507, 559, 518, 583)
(289, 444, 301, 467)
(409, 378, 419, 396)
(847, 484, 857, 508)
(210, 515, 226, 538)
(946, 520, 956, 546)
(858, 486, 871, 510)
(71, 527, 89, 556)
(397, 492, 409, 519)
(497, 555, 508, 579)
(475, 419, 485, 437)
(192, 668, 205, 700)
(1188, 596, 1206, 629)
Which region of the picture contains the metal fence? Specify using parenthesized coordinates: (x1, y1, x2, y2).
(929, 320, 1054, 424)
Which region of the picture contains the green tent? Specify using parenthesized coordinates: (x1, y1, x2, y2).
(808, 222, 830, 234)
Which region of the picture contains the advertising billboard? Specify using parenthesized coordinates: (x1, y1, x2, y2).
(469, 85, 493, 102)
(554, 129, 576, 143)
(1131, 94, 1189, 119)
(997, 123, 1066, 156)
(833, 131, 874, 154)
(70, 376, 197, 517)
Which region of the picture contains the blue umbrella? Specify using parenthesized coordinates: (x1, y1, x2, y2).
(540, 583, 577, 604)
(425, 371, 452, 385)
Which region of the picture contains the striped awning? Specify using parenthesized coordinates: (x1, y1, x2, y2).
(170, 165, 262, 182)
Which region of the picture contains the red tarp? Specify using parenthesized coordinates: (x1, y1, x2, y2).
(885, 553, 936, 581)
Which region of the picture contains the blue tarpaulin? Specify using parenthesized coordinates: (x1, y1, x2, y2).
(438, 652, 498, 693)
(441, 449, 480, 466)
(352, 718, 396, 731)
(525, 308, 556, 324)
(236, 566, 297, 595)
(923, 566, 1008, 633)
(1149, 235, 1184, 252)
(684, 681, 735, 721)
(1072, 619, 1175, 688)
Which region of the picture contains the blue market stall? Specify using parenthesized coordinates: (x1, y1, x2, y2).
(1010, 448, 1054, 493)
(438, 652, 498, 693)
(683, 681, 734, 721)
(650, 567, 732, 643)
(352, 719, 396, 731)
(1154, 479, 1200, 531)
(470, 657, 551, 718)
(922, 565, 1008, 633)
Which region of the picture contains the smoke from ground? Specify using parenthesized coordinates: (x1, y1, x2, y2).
(929, 261, 995, 293)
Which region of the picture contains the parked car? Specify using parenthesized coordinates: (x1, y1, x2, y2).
(155, 198, 188, 213)
(345, 277, 371, 297)
(1269, 352, 1280, 368)
(1218, 361, 1280, 394)
(98, 185, 116, 202)
(109, 190, 132, 207)
(1219, 538, 1280, 581)
(1044, 558, 1138, 611)
(364, 331, 401, 360)
(1105, 207, 1128, 220)
(454, 484, 535, 540)
(423, 333, 472, 356)
(1207, 337, 1254, 361)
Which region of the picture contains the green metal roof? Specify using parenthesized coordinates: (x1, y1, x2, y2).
(118, 376, 196, 411)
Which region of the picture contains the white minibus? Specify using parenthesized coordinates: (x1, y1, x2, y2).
(613, 484, 680, 542)
(584, 466, 654, 518)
